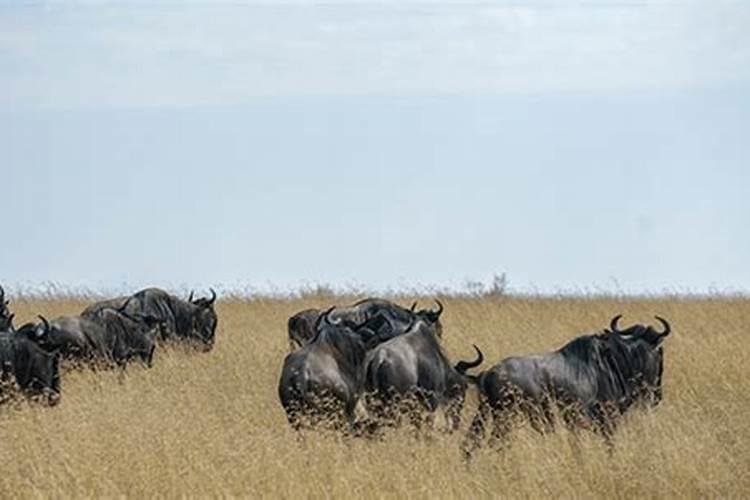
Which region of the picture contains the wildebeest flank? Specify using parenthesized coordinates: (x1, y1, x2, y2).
(462, 315, 671, 457)
(363, 318, 483, 432)
(278, 309, 377, 431)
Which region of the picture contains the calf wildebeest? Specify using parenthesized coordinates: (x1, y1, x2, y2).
(278, 308, 378, 431)
(362, 318, 484, 432)
(83, 288, 218, 350)
(0, 284, 14, 332)
(462, 315, 671, 457)
(287, 298, 444, 350)
(0, 318, 61, 406)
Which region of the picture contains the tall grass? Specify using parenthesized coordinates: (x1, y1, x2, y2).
(0, 294, 747, 497)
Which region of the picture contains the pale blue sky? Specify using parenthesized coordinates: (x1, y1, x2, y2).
(1, 1, 749, 295)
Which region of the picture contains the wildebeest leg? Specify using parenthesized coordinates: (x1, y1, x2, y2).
(461, 398, 491, 461)
(588, 403, 616, 454)
(525, 397, 555, 435)
(445, 395, 465, 433)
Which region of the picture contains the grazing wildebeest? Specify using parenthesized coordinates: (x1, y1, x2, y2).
(362, 318, 484, 432)
(0, 285, 14, 332)
(38, 305, 160, 368)
(83, 288, 218, 350)
(287, 298, 444, 350)
(278, 308, 377, 431)
(462, 315, 671, 457)
(0, 318, 61, 405)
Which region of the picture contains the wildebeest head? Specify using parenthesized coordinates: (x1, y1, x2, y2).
(0, 284, 13, 332)
(188, 289, 218, 350)
(412, 299, 444, 337)
(603, 314, 671, 406)
(287, 308, 322, 350)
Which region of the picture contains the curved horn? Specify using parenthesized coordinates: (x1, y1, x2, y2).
(118, 296, 134, 313)
(410, 301, 417, 312)
(610, 314, 623, 334)
(188, 290, 195, 303)
(314, 306, 335, 331)
(403, 314, 417, 334)
(434, 299, 444, 316)
(654, 316, 671, 337)
(455, 344, 484, 375)
(37, 315, 51, 334)
(0, 284, 4, 303)
(206, 288, 217, 307)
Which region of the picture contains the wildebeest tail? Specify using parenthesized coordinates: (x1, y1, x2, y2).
(455, 344, 484, 375)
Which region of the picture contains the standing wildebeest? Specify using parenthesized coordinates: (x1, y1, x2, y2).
(287, 298, 444, 350)
(0, 285, 14, 332)
(462, 315, 671, 457)
(362, 318, 484, 432)
(83, 288, 218, 350)
(0, 318, 61, 406)
(278, 308, 378, 431)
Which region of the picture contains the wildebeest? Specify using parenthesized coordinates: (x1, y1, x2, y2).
(0, 318, 61, 405)
(362, 318, 484, 432)
(83, 288, 218, 350)
(0, 284, 14, 332)
(278, 308, 378, 431)
(36, 305, 161, 368)
(462, 315, 671, 457)
(287, 298, 444, 350)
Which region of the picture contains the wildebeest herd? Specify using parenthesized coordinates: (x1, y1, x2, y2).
(1, 284, 671, 459)
(280, 297, 671, 457)
(0, 285, 217, 406)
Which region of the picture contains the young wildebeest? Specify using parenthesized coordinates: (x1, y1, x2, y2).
(0, 284, 14, 332)
(83, 288, 218, 351)
(0, 318, 61, 406)
(362, 318, 484, 432)
(278, 308, 379, 432)
(462, 315, 671, 458)
(287, 298, 444, 350)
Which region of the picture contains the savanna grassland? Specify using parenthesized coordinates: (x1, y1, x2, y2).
(0, 293, 748, 498)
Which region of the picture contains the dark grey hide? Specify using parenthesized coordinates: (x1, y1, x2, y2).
(43, 309, 159, 368)
(0, 321, 61, 406)
(362, 319, 483, 432)
(287, 298, 444, 350)
(83, 288, 217, 350)
(278, 312, 376, 431)
(463, 315, 671, 457)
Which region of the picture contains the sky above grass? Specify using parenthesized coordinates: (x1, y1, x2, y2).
(2, 1, 749, 295)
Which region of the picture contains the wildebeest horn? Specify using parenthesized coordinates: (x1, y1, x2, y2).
(118, 296, 134, 313)
(188, 290, 194, 303)
(404, 315, 417, 334)
(654, 316, 671, 337)
(410, 301, 417, 312)
(455, 344, 484, 375)
(314, 306, 335, 331)
(434, 299, 444, 316)
(0, 284, 4, 303)
(610, 314, 623, 334)
(37, 315, 51, 335)
(206, 288, 216, 307)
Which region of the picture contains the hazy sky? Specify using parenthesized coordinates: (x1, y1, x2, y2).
(2, 1, 749, 295)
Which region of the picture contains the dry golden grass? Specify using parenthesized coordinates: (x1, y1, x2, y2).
(1, 294, 748, 498)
